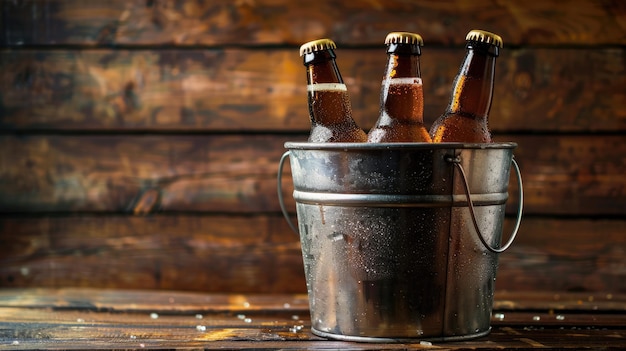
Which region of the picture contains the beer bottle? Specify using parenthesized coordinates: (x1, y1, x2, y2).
(367, 32, 431, 143)
(429, 29, 503, 143)
(300, 39, 367, 142)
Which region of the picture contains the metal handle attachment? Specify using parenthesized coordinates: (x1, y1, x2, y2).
(278, 151, 299, 235)
(446, 155, 523, 253)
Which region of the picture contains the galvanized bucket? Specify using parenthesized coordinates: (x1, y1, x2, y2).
(277, 142, 523, 342)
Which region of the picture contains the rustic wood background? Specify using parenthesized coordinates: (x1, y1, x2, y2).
(1, 0, 624, 294)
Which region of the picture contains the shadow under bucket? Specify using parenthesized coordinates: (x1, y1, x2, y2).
(278, 142, 523, 343)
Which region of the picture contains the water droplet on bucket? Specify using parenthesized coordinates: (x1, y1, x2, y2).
(329, 232, 344, 242)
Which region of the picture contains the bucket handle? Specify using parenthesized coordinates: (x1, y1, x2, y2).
(278, 151, 299, 235)
(446, 155, 523, 254)
(278, 150, 524, 248)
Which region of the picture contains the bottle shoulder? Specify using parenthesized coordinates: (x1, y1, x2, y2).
(368, 117, 431, 143)
(310, 123, 367, 142)
(429, 113, 491, 143)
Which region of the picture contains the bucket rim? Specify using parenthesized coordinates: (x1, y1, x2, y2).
(284, 141, 517, 150)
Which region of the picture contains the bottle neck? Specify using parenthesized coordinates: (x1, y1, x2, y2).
(304, 50, 344, 85)
(378, 45, 424, 124)
(384, 47, 421, 79)
(445, 41, 498, 120)
(303, 50, 353, 126)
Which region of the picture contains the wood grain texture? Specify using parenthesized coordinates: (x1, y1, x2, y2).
(0, 215, 305, 293)
(0, 288, 311, 311)
(1, 48, 624, 132)
(1, 216, 624, 293)
(498, 218, 626, 293)
(497, 134, 626, 216)
(1, 135, 624, 215)
(2, 0, 625, 46)
(0, 289, 625, 350)
(0, 135, 289, 214)
(2, 288, 624, 312)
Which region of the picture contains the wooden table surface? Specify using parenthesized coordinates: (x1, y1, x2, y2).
(0, 288, 625, 350)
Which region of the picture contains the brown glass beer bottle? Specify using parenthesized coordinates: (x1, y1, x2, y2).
(367, 32, 432, 143)
(300, 39, 367, 142)
(429, 29, 503, 143)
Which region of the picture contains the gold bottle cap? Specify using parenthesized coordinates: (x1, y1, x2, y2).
(466, 29, 503, 48)
(385, 32, 424, 46)
(299, 39, 337, 56)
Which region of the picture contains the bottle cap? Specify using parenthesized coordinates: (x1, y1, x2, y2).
(466, 30, 503, 48)
(385, 32, 424, 46)
(299, 39, 337, 56)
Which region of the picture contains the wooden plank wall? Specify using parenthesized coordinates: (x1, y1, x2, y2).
(1, 0, 624, 294)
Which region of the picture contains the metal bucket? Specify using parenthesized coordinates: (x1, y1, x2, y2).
(277, 142, 523, 342)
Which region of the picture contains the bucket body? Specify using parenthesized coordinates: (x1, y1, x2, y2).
(283, 142, 517, 342)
